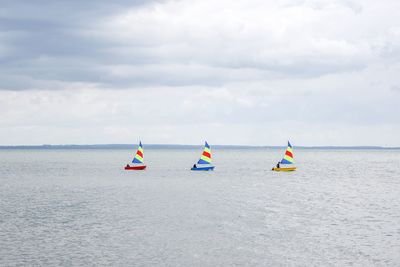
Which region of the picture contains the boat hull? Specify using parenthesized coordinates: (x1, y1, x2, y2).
(272, 167, 296, 172)
(191, 166, 215, 171)
(124, 165, 146, 170)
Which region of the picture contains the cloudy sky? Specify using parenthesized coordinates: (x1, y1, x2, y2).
(1, 0, 399, 146)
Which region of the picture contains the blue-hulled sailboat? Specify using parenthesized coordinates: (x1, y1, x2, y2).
(191, 141, 215, 171)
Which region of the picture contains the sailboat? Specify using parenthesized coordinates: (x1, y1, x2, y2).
(191, 141, 215, 171)
(124, 141, 146, 170)
(272, 141, 297, 172)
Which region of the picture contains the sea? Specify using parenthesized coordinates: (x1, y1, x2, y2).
(1, 148, 400, 266)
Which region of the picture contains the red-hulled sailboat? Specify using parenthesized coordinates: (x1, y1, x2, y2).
(124, 141, 146, 170)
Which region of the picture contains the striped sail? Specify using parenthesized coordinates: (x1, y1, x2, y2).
(280, 141, 294, 164)
(132, 141, 144, 164)
(197, 141, 212, 165)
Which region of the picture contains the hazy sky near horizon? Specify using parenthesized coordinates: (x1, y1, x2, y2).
(1, 0, 400, 146)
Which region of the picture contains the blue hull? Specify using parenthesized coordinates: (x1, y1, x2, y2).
(191, 166, 215, 171)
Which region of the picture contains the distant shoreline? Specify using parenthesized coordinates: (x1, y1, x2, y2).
(0, 144, 399, 150)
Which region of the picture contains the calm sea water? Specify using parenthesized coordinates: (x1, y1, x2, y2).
(1, 148, 400, 266)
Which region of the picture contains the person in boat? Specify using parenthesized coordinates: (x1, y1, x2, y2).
(193, 164, 197, 169)
(126, 164, 130, 168)
(276, 162, 280, 168)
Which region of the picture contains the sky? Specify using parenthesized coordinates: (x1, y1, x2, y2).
(1, 0, 400, 146)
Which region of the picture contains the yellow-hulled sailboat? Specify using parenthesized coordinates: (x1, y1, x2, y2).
(272, 141, 297, 171)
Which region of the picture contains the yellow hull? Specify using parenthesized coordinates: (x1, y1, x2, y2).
(272, 167, 296, 172)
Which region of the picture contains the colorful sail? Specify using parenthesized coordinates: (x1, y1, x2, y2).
(197, 141, 212, 164)
(132, 141, 144, 164)
(280, 141, 294, 164)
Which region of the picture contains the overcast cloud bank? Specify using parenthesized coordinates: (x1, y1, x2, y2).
(1, 0, 399, 146)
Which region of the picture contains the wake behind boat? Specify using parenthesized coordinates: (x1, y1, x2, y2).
(191, 141, 214, 171)
(125, 141, 147, 170)
(272, 141, 297, 172)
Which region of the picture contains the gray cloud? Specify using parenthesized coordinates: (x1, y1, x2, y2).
(0, 0, 158, 90)
(1, 0, 396, 90)
(0, 0, 400, 146)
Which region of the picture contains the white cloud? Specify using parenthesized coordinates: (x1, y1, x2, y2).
(98, 0, 374, 74)
(0, 0, 400, 145)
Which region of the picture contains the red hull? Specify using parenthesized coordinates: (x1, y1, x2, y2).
(124, 165, 146, 170)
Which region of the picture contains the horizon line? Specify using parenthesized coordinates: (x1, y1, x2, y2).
(0, 144, 399, 150)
